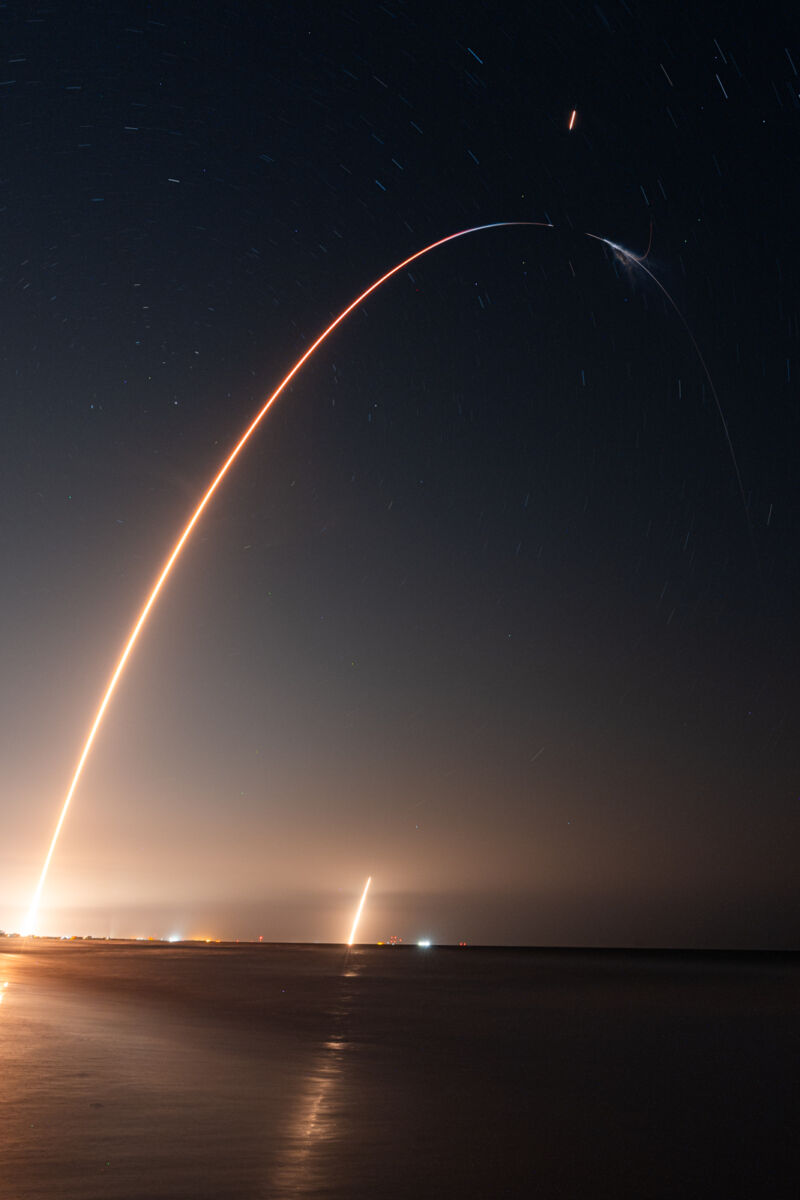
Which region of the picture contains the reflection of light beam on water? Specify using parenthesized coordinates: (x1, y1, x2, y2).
(347, 876, 371, 946)
(21, 220, 549, 937)
(269, 1031, 346, 1193)
(269, 953, 364, 1195)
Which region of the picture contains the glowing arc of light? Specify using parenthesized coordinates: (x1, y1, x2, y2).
(586, 231, 756, 572)
(21, 221, 548, 936)
(347, 876, 372, 946)
(23, 219, 749, 937)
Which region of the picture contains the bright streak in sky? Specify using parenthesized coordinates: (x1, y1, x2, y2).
(569, 109, 577, 130)
(20, 220, 549, 939)
(17, 215, 745, 942)
(347, 876, 372, 946)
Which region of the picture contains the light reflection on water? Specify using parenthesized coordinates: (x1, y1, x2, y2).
(1, 942, 796, 1199)
(0, 949, 17, 1007)
(1, 942, 371, 1198)
(268, 949, 358, 1197)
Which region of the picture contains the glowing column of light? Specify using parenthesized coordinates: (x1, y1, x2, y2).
(347, 873, 374, 945)
(347, 876, 372, 947)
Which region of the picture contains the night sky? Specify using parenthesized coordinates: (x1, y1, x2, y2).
(1, 1, 798, 946)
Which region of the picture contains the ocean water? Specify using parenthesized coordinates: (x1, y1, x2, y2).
(0, 941, 797, 1198)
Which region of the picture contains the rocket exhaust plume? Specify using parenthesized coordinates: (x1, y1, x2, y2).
(347, 876, 372, 947)
(21, 221, 548, 935)
(21, 219, 745, 935)
(585, 232, 758, 580)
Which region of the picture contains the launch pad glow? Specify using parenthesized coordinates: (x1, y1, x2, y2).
(347, 877, 372, 947)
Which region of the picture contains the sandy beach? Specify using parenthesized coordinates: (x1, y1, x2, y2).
(1, 941, 797, 1198)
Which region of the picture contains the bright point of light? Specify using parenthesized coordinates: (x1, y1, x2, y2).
(417, 939, 432, 948)
(347, 876, 372, 946)
(167, 934, 181, 943)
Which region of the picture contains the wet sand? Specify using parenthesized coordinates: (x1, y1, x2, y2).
(1, 941, 797, 1198)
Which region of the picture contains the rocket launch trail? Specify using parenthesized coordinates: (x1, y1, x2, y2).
(21, 220, 745, 936)
(21, 221, 549, 936)
(347, 877, 372, 947)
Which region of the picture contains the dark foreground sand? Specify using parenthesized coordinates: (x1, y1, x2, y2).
(0, 941, 797, 1199)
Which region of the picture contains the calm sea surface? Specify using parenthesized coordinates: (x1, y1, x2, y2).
(0, 941, 797, 1198)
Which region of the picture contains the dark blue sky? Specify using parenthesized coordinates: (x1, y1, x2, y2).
(1, 1, 798, 945)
